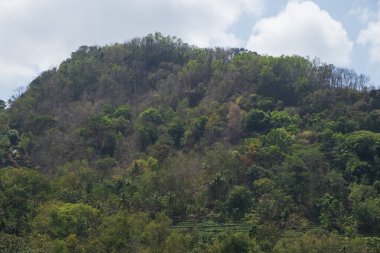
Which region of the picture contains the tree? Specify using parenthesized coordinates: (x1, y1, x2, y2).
(0, 168, 49, 234)
(227, 102, 243, 140)
(244, 109, 270, 133)
(0, 232, 30, 253)
(163, 231, 187, 253)
(143, 213, 172, 252)
(252, 178, 294, 223)
(349, 184, 380, 234)
(168, 118, 185, 148)
(273, 232, 342, 253)
(183, 116, 208, 145)
(138, 108, 163, 149)
(113, 104, 132, 120)
(343, 131, 380, 183)
(269, 110, 299, 130)
(139, 108, 163, 125)
(225, 186, 252, 219)
(260, 128, 294, 151)
(220, 232, 258, 253)
(99, 212, 149, 252)
(318, 193, 346, 231)
(0, 100, 6, 110)
(33, 202, 99, 239)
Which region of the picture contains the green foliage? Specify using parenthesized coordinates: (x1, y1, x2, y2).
(273, 232, 343, 253)
(7, 129, 19, 145)
(0, 100, 6, 111)
(260, 128, 294, 151)
(33, 202, 99, 239)
(168, 118, 185, 147)
(220, 232, 257, 253)
(0, 232, 30, 253)
(94, 157, 116, 170)
(318, 194, 346, 231)
(366, 110, 380, 132)
(0, 34, 379, 251)
(183, 115, 208, 145)
(244, 109, 270, 133)
(0, 168, 50, 233)
(269, 110, 299, 130)
(138, 108, 163, 150)
(130, 157, 158, 176)
(224, 186, 252, 219)
(252, 178, 294, 223)
(257, 55, 310, 106)
(163, 231, 187, 253)
(113, 104, 132, 120)
(347, 131, 380, 161)
(139, 108, 163, 125)
(327, 116, 358, 134)
(99, 212, 173, 253)
(349, 184, 380, 234)
(334, 131, 380, 183)
(53, 162, 98, 203)
(138, 125, 159, 150)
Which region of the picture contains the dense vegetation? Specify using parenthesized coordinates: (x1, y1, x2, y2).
(1, 33, 380, 252)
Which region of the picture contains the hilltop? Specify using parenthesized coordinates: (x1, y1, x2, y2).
(0, 33, 379, 252)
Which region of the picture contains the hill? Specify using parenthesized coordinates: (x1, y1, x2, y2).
(0, 33, 379, 252)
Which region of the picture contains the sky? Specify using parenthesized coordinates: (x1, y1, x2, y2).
(1, 0, 380, 101)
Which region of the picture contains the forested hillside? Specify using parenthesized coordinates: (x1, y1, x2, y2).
(1, 33, 380, 252)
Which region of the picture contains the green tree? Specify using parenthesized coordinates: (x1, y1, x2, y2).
(220, 232, 258, 253)
(0, 232, 30, 253)
(0, 168, 49, 234)
(318, 193, 346, 231)
(33, 202, 99, 239)
(273, 232, 342, 253)
(349, 184, 380, 234)
(244, 109, 270, 133)
(113, 104, 132, 120)
(269, 110, 299, 130)
(252, 178, 294, 223)
(183, 115, 208, 145)
(163, 231, 187, 253)
(99, 212, 149, 252)
(0, 100, 6, 110)
(143, 213, 172, 252)
(138, 108, 163, 149)
(168, 118, 185, 148)
(225, 186, 252, 219)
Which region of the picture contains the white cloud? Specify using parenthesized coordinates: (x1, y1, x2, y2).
(0, 62, 37, 102)
(246, 1, 353, 66)
(349, 7, 376, 23)
(239, 0, 266, 16)
(0, 0, 265, 100)
(357, 10, 380, 63)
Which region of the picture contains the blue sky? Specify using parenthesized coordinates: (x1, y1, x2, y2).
(1, 0, 379, 101)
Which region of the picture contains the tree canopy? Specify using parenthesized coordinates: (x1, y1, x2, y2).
(0, 33, 379, 252)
